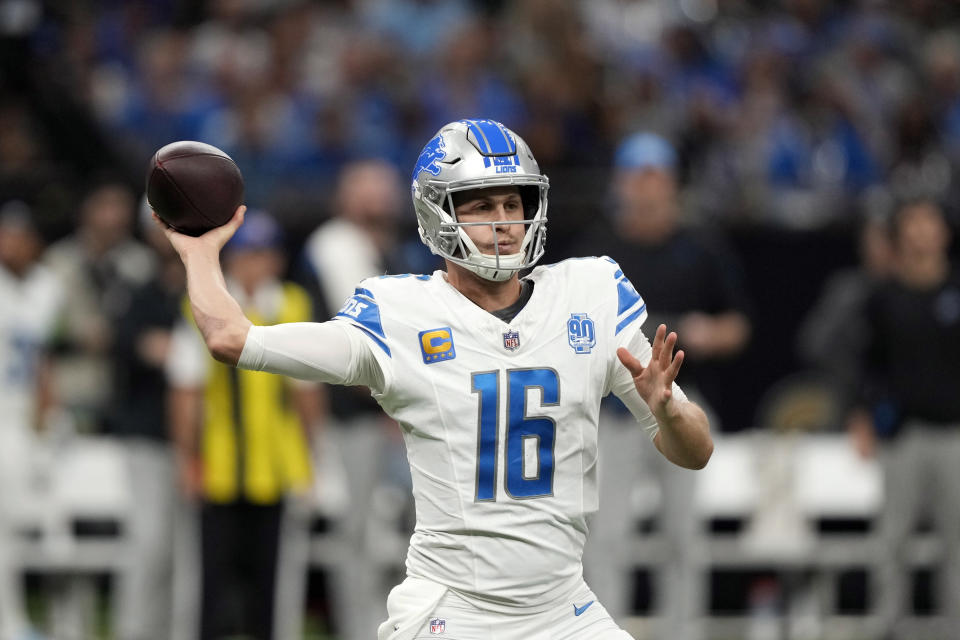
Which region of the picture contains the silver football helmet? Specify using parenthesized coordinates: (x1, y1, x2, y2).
(411, 119, 549, 281)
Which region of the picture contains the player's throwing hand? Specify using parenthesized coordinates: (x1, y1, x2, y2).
(153, 205, 246, 258)
(617, 324, 685, 423)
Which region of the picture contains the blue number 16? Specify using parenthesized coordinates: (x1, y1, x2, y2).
(471, 368, 559, 501)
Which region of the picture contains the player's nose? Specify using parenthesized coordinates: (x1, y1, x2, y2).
(492, 204, 512, 225)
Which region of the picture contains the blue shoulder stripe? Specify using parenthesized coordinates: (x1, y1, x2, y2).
(337, 295, 387, 339)
(335, 293, 391, 356)
(617, 278, 643, 316)
(335, 294, 387, 340)
(352, 324, 391, 357)
(616, 304, 647, 335)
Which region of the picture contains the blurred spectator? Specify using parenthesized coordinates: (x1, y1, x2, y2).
(0, 103, 67, 225)
(167, 211, 322, 640)
(44, 181, 154, 433)
(704, 41, 785, 224)
(797, 191, 896, 413)
(763, 69, 883, 228)
(0, 202, 64, 640)
(848, 198, 960, 639)
(5, 0, 953, 228)
(98, 28, 218, 162)
(326, 33, 410, 166)
(660, 23, 739, 128)
(107, 201, 185, 640)
(504, 0, 607, 168)
(301, 160, 403, 307)
(580, 0, 670, 62)
(598, 132, 752, 420)
(888, 92, 955, 208)
(361, 0, 472, 60)
(192, 7, 320, 207)
(416, 17, 528, 136)
(924, 29, 960, 159)
(298, 160, 410, 640)
(581, 132, 750, 640)
(828, 12, 915, 158)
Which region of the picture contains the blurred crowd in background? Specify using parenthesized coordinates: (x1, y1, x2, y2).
(4, 0, 960, 232)
(2, 0, 960, 428)
(3, 0, 960, 639)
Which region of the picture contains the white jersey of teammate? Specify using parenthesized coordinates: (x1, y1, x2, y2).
(0, 261, 63, 427)
(240, 255, 684, 613)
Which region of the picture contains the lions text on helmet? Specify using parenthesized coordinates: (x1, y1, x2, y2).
(411, 119, 549, 282)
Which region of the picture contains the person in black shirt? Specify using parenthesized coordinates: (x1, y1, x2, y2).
(797, 212, 896, 419)
(579, 133, 751, 639)
(848, 198, 960, 639)
(595, 133, 752, 420)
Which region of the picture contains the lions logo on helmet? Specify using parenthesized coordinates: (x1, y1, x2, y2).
(413, 133, 447, 181)
(411, 119, 550, 282)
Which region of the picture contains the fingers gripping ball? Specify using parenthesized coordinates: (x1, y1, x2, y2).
(146, 141, 244, 236)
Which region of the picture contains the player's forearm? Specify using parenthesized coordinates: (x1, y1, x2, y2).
(654, 400, 713, 469)
(182, 249, 251, 365)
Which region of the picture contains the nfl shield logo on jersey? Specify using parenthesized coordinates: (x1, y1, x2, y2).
(429, 618, 446, 634)
(567, 313, 596, 354)
(502, 329, 520, 351)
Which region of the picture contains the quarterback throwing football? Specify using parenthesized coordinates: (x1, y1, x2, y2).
(160, 119, 713, 640)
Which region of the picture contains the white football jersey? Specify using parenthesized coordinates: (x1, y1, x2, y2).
(331, 256, 658, 612)
(0, 262, 63, 426)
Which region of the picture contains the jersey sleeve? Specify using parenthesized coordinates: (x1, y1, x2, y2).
(238, 320, 388, 393)
(328, 284, 394, 387)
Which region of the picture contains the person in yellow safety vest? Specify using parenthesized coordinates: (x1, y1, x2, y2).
(166, 210, 324, 640)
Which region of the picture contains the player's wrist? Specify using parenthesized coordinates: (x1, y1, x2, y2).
(179, 244, 224, 274)
(652, 397, 686, 428)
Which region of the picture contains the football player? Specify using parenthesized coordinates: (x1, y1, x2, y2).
(158, 119, 713, 640)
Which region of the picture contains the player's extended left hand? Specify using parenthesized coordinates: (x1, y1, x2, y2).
(617, 324, 685, 423)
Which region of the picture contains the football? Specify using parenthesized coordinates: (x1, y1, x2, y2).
(146, 141, 244, 236)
